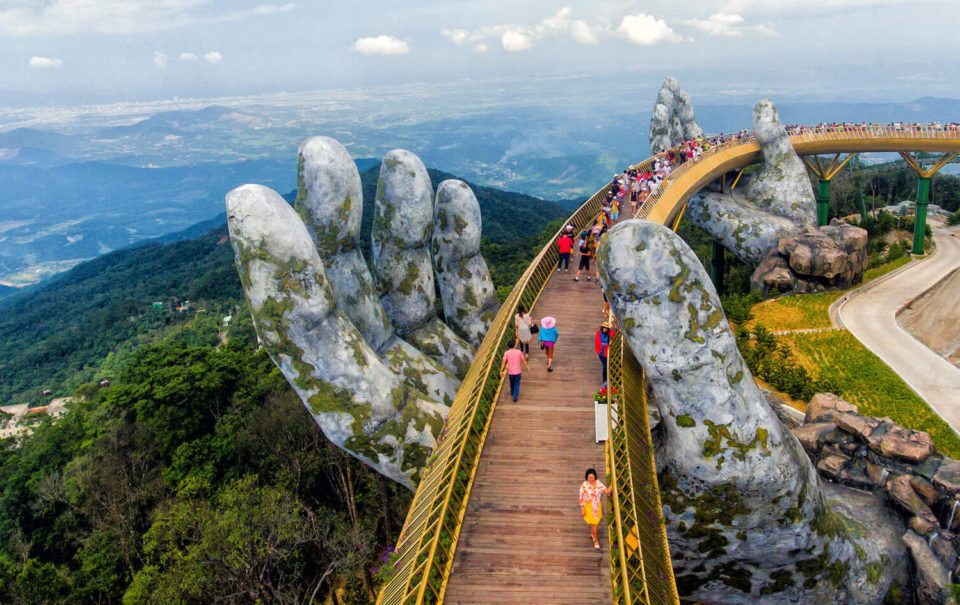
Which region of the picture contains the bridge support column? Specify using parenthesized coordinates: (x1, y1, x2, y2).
(816, 180, 831, 227)
(913, 177, 930, 255)
(898, 151, 958, 256)
(711, 239, 725, 294)
(802, 153, 857, 227)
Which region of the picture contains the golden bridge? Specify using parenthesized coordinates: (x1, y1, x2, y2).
(376, 125, 960, 604)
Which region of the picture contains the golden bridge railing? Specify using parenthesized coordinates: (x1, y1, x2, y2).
(605, 333, 679, 605)
(638, 125, 960, 226)
(376, 179, 614, 605)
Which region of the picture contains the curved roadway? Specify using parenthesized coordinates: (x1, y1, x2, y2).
(838, 222, 960, 432)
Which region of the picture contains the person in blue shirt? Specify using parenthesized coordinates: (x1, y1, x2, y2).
(538, 316, 559, 372)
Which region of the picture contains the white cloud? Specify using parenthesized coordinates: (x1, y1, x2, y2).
(501, 30, 532, 52)
(442, 7, 601, 53)
(683, 13, 777, 37)
(687, 13, 744, 36)
(0, 0, 296, 37)
(179, 52, 199, 62)
(570, 20, 598, 45)
(353, 35, 410, 56)
(153, 51, 168, 69)
(616, 14, 683, 46)
(203, 51, 222, 63)
(442, 28, 479, 46)
(28, 56, 62, 68)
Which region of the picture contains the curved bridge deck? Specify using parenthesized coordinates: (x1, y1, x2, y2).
(443, 257, 612, 604)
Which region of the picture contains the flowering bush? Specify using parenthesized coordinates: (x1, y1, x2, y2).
(593, 386, 617, 404)
(371, 546, 399, 584)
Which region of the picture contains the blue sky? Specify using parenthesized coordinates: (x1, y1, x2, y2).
(2, 0, 959, 106)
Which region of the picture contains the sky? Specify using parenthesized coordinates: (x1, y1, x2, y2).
(1, 0, 960, 107)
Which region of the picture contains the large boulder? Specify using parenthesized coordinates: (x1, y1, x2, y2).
(902, 530, 955, 604)
(753, 223, 870, 294)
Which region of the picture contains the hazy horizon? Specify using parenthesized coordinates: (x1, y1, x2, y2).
(3, 1, 959, 108)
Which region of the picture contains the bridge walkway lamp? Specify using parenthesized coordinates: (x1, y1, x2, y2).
(802, 153, 858, 226)
(899, 151, 958, 255)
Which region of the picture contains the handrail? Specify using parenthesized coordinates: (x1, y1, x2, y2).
(377, 122, 960, 605)
(606, 333, 679, 604)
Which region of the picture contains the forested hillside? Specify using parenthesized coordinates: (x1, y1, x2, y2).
(0, 168, 568, 408)
(0, 167, 573, 602)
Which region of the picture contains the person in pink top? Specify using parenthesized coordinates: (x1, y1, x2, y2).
(500, 339, 531, 402)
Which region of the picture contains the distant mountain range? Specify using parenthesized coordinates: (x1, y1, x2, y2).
(2, 94, 958, 292)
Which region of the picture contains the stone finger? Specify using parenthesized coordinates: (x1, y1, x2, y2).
(373, 150, 475, 377)
(294, 136, 392, 351)
(432, 179, 499, 346)
(594, 220, 902, 603)
(226, 184, 444, 488)
(686, 190, 800, 265)
(746, 99, 817, 227)
(295, 137, 459, 403)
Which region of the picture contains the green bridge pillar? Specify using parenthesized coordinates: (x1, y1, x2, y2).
(912, 176, 931, 256)
(816, 179, 831, 227)
(711, 239, 725, 294)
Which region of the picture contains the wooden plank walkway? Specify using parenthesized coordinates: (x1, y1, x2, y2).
(444, 234, 615, 604)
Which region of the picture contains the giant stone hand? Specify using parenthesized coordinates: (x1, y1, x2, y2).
(649, 76, 704, 155)
(226, 137, 498, 489)
(598, 220, 907, 603)
(684, 99, 817, 266)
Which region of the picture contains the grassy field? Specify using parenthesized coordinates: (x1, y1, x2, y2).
(747, 256, 914, 333)
(748, 292, 843, 332)
(744, 254, 960, 456)
(863, 254, 912, 282)
(781, 330, 960, 457)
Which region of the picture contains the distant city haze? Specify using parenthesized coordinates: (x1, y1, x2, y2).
(2, 0, 959, 291)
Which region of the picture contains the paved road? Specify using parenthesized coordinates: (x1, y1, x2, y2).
(839, 221, 960, 432)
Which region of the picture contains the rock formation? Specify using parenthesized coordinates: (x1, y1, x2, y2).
(372, 151, 474, 378)
(597, 220, 907, 603)
(794, 392, 960, 603)
(226, 138, 499, 489)
(683, 98, 870, 294)
(649, 77, 703, 155)
(752, 222, 870, 294)
(432, 180, 499, 345)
